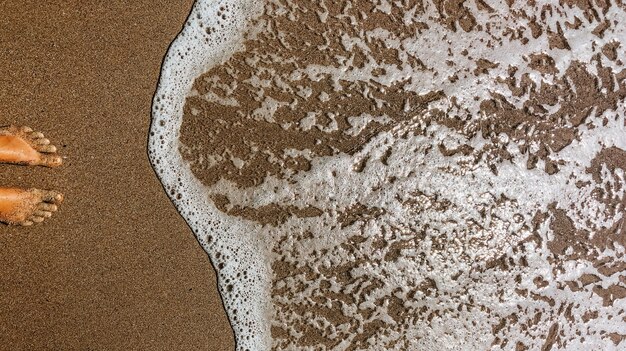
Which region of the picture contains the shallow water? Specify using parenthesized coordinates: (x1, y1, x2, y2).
(150, 1, 626, 350)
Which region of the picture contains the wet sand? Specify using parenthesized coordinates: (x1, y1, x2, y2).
(0, 1, 234, 350)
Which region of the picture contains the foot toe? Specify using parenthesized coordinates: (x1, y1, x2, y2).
(30, 131, 44, 139)
(34, 137, 51, 145)
(20, 126, 33, 133)
(34, 210, 52, 218)
(38, 202, 58, 212)
(41, 190, 64, 204)
(28, 215, 45, 223)
(40, 154, 63, 167)
(38, 144, 57, 153)
(20, 220, 34, 226)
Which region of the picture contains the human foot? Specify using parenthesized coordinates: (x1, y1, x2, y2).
(0, 125, 62, 167)
(0, 188, 63, 226)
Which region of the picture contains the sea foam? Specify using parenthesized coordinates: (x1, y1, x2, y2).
(150, 1, 626, 350)
(149, 1, 270, 349)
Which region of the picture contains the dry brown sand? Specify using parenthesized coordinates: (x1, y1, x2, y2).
(0, 1, 234, 350)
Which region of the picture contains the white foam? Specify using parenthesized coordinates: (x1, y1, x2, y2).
(148, 1, 270, 349)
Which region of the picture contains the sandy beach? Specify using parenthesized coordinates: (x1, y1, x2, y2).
(3, 1, 625, 349)
(0, 1, 234, 350)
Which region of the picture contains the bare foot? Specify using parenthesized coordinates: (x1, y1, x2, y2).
(0, 125, 62, 167)
(0, 188, 63, 226)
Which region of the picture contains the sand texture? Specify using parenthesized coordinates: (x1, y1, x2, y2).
(0, 1, 234, 350)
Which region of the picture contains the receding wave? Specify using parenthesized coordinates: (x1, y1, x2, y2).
(150, 1, 626, 350)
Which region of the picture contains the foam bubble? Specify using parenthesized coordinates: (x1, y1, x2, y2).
(151, 1, 626, 349)
(149, 1, 270, 349)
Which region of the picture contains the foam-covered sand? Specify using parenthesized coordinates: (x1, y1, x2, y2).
(151, 1, 626, 350)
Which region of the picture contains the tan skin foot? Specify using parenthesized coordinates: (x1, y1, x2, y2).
(0, 188, 63, 226)
(0, 125, 62, 167)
